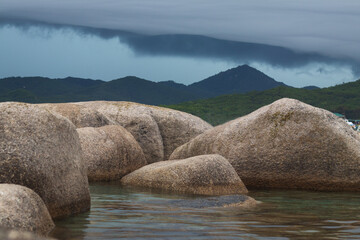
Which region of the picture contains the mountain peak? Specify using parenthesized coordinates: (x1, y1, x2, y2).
(189, 65, 286, 96)
(238, 64, 252, 68)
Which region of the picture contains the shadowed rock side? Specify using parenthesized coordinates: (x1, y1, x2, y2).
(170, 98, 360, 191)
(0, 102, 90, 219)
(168, 195, 258, 208)
(39, 103, 112, 128)
(76, 101, 212, 163)
(121, 154, 248, 195)
(77, 125, 147, 182)
(76, 101, 164, 163)
(0, 184, 54, 235)
(0, 228, 56, 240)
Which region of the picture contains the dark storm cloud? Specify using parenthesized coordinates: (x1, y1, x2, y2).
(1, 17, 359, 76)
(1, 0, 360, 77)
(1, 0, 360, 59)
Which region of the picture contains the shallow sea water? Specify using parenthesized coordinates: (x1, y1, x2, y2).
(51, 183, 360, 240)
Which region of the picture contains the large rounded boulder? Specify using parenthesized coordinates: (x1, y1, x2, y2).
(40, 103, 112, 128)
(170, 98, 360, 191)
(121, 154, 248, 195)
(77, 125, 147, 182)
(0, 102, 90, 219)
(0, 184, 54, 235)
(77, 101, 212, 163)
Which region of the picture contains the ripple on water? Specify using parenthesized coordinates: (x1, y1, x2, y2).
(50, 183, 360, 240)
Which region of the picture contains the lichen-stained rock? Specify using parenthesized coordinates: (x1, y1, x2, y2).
(40, 103, 112, 128)
(149, 108, 212, 160)
(0, 102, 90, 219)
(76, 101, 164, 163)
(170, 98, 360, 191)
(121, 154, 248, 195)
(77, 125, 147, 182)
(0, 184, 54, 235)
(76, 101, 212, 163)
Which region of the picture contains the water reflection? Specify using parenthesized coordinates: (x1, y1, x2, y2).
(51, 183, 360, 240)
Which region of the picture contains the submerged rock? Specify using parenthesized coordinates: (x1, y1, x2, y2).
(76, 101, 212, 163)
(170, 98, 360, 191)
(0, 184, 54, 235)
(0, 228, 55, 240)
(168, 195, 257, 208)
(40, 103, 112, 128)
(0, 102, 90, 219)
(121, 154, 248, 195)
(77, 125, 147, 182)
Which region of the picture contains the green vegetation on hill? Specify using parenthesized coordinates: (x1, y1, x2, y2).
(166, 80, 360, 126)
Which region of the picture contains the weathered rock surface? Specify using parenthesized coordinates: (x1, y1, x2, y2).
(77, 125, 147, 182)
(168, 195, 257, 208)
(40, 103, 112, 128)
(170, 98, 360, 191)
(76, 101, 212, 163)
(0, 184, 54, 235)
(0, 102, 90, 219)
(121, 154, 248, 195)
(0, 228, 55, 240)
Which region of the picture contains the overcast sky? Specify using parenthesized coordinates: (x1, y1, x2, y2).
(1, 0, 360, 87)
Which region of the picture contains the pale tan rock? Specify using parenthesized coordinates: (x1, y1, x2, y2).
(150, 108, 212, 159)
(76, 101, 212, 163)
(0, 102, 90, 219)
(0, 184, 54, 235)
(76, 101, 164, 163)
(40, 103, 112, 128)
(121, 154, 248, 195)
(170, 98, 360, 191)
(77, 125, 147, 182)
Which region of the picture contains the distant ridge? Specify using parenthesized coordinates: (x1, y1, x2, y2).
(189, 65, 286, 96)
(302, 85, 320, 90)
(0, 65, 287, 105)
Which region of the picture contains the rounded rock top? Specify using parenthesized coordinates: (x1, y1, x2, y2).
(121, 154, 248, 195)
(0, 184, 55, 235)
(170, 98, 360, 192)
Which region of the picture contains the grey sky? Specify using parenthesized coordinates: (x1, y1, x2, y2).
(0, 0, 359, 87)
(2, 0, 360, 60)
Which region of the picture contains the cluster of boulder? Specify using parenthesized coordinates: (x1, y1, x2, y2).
(1, 98, 360, 237)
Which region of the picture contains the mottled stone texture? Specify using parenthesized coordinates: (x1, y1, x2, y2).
(77, 125, 147, 182)
(170, 98, 360, 191)
(0, 184, 54, 235)
(121, 154, 248, 195)
(76, 101, 212, 163)
(0, 102, 90, 219)
(40, 103, 112, 128)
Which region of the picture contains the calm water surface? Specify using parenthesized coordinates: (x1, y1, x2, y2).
(51, 183, 360, 240)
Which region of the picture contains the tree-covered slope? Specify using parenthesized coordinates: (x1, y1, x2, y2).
(166, 81, 360, 126)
